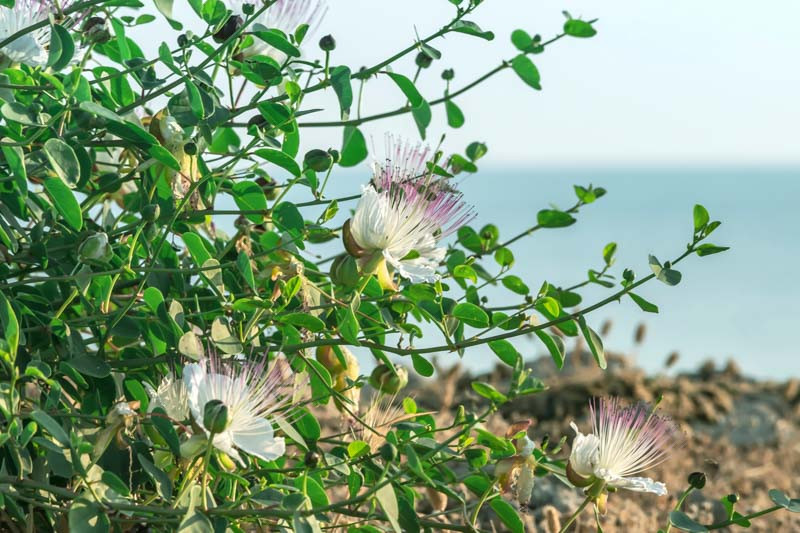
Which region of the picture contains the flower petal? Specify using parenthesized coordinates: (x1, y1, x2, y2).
(597, 469, 668, 495)
(569, 421, 600, 478)
(231, 417, 286, 462)
(182, 362, 207, 421)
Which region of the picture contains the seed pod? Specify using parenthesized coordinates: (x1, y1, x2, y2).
(316, 346, 344, 375)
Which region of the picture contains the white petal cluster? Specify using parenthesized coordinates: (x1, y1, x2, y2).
(0, 1, 61, 67)
(568, 398, 680, 496)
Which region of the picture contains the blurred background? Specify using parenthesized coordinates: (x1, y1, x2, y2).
(149, 1, 800, 378)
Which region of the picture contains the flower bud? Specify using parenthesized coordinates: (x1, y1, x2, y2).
(213, 15, 243, 43)
(328, 149, 340, 164)
(441, 68, 455, 81)
(255, 175, 279, 200)
(82, 17, 111, 44)
(415, 51, 433, 69)
(369, 364, 408, 394)
(183, 142, 198, 156)
(341, 219, 366, 258)
(304, 450, 320, 467)
(203, 399, 229, 434)
(78, 233, 113, 263)
(141, 204, 160, 222)
(304, 149, 333, 172)
(688, 471, 706, 490)
(330, 254, 360, 287)
(319, 34, 336, 51)
(379, 442, 396, 462)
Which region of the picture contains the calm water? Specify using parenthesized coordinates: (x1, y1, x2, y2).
(221, 166, 800, 379)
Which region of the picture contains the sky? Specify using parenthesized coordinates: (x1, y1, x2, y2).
(134, 2, 800, 378)
(150, 0, 800, 166)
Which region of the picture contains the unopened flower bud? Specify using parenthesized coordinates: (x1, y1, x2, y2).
(442, 68, 455, 81)
(415, 51, 433, 69)
(82, 17, 111, 44)
(183, 142, 198, 156)
(328, 149, 340, 164)
(319, 34, 336, 51)
(304, 450, 320, 467)
(379, 442, 396, 462)
(78, 233, 113, 263)
(304, 149, 333, 172)
(688, 471, 706, 490)
(213, 15, 243, 43)
(141, 204, 160, 222)
(330, 254, 360, 287)
(203, 400, 229, 434)
(369, 364, 408, 394)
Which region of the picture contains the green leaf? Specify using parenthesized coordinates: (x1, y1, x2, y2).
(348, 440, 370, 458)
(695, 244, 729, 257)
(387, 72, 431, 138)
(537, 209, 575, 228)
(253, 28, 301, 57)
(511, 54, 541, 90)
(502, 275, 529, 295)
(282, 313, 325, 332)
(533, 330, 565, 369)
(138, 453, 173, 500)
(471, 381, 508, 403)
(272, 201, 304, 236)
(182, 232, 212, 267)
(232, 180, 267, 222)
(68, 499, 110, 533)
(445, 99, 464, 128)
(237, 251, 257, 291)
(330, 66, 352, 118)
(488, 339, 521, 367)
(150, 407, 181, 456)
(603, 242, 617, 266)
(375, 483, 402, 533)
(43, 138, 80, 188)
(178, 332, 204, 360)
(453, 264, 477, 283)
(490, 498, 524, 533)
(340, 126, 367, 166)
(494, 247, 514, 267)
(564, 19, 597, 38)
(403, 444, 433, 484)
(43, 178, 82, 231)
(411, 353, 434, 377)
(0, 291, 19, 361)
(668, 511, 709, 532)
(577, 316, 606, 369)
(1, 142, 27, 194)
(211, 317, 243, 355)
(148, 144, 181, 170)
(693, 204, 710, 232)
(69, 356, 111, 378)
(511, 29, 533, 51)
(451, 20, 495, 40)
(336, 307, 360, 345)
(452, 302, 490, 328)
(628, 292, 659, 313)
(154, 0, 183, 30)
(255, 148, 301, 177)
(648, 255, 682, 286)
(30, 409, 70, 446)
(184, 80, 205, 119)
(769, 489, 800, 512)
(48, 24, 75, 71)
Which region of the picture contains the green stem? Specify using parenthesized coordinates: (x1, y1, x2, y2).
(559, 495, 593, 533)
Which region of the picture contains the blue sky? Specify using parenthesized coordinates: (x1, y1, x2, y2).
(153, 0, 800, 166)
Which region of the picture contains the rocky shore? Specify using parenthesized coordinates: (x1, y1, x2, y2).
(411, 339, 800, 532)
